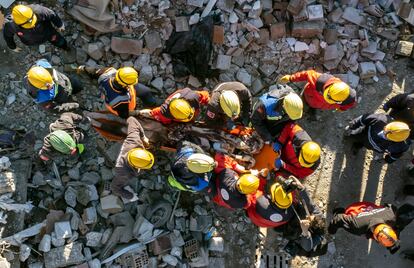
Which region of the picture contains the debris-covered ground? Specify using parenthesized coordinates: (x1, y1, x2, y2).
(0, 0, 414, 267)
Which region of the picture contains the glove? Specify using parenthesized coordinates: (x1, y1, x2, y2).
(290, 176, 305, 191)
(272, 142, 282, 153)
(12, 47, 22, 53)
(384, 154, 395, 164)
(344, 126, 352, 136)
(138, 109, 152, 118)
(279, 75, 291, 84)
(143, 136, 150, 148)
(383, 104, 389, 112)
(250, 169, 259, 176)
(274, 158, 283, 170)
(54, 102, 79, 112)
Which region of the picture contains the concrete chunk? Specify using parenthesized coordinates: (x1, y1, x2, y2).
(359, 62, 377, 79)
(291, 20, 324, 38)
(294, 41, 309, 52)
(44, 243, 85, 268)
(287, 0, 306, 15)
(100, 195, 124, 214)
(187, 0, 204, 7)
(215, 55, 232, 70)
(270, 22, 286, 40)
(54, 221, 72, 239)
(175, 16, 190, 32)
(145, 31, 162, 50)
(82, 207, 97, 225)
(39, 234, 51, 252)
(395, 41, 414, 57)
(87, 43, 103, 61)
(213, 25, 225, 44)
(307, 5, 324, 21)
(342, 7, 365, 25)
(208, 237, 224, 252)
(111, 37, 143, 56)
(86, 232, 103, 247)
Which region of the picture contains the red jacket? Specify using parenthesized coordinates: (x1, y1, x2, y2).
(345, 202, 383, 216)
(151, 88, 210, 124)
(289, 70, 356, 111)
(246, 190, 295, 228)
(277, 123, 319, 179)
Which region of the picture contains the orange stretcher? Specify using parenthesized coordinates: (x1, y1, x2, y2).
(253, 144, 279, 170)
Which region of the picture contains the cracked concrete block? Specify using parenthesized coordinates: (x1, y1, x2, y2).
(307, 5, 324, 20)
(208, 237, 224, 252)
(44, 243, 85, 268)
(100, 195, 124, 214)
(175, 16, 190, 32)
(291, 20, 324, 38)
(342, 7, 365, 25)
(216, 55, 232, 70)
(287, 0, 306, 15)
(87, 43, 103, 61)
(359, 62, 377, 79)
(86, 232, 103, 247)
(111, 37, 143, 56)
(236, 68, 252, 86)
(39, 234, 51, 252)
(145, 31, 162, 50)
(54, 221, 72, 239)
(82, 207, 97, 225)
(324, 44, 339, 61)
(294, 41, 309, 52)
(395, 41, 413, 57)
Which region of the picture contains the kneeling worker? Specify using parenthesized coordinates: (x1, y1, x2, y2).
(111, 117, 154, 199)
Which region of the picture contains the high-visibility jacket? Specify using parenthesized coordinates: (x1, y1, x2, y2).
(277, 123, 319, 179)
(98, 68, 136, 119)
(151, 88, 209, 124)
(289, 70, 356, 111)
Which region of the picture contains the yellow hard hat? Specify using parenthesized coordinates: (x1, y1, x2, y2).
(27, 66, 54, 90)
(323, 82, 350, 104)
(299, 141, 321, 168)
(237, 174, 260, 194)
(283, 93, 303, 120)
(169, 99, 195, 122)
(186, 153, 215, 173)
(384, 122, 410, 142)
(12, 5, 37, 29)
(127, 148, 154, 169)
(219, 90, 240, 118)
(115, 67, 139, 86)
(270, 183, 293, 209)
(373, 224, 398, 248)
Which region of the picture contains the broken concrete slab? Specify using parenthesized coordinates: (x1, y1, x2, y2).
(213, 25, 225, 45)
(359, 62, 377, 79)
(82, 207, 97, 225)
(175, 16, 190, 32)
(270, 22, 286, 40)
(307, 5, 324, 21)
(54, 221, 72, 239)
(215, 55, 232, 70)
(208, 237, 224, 252)
(111, 37, 143, 56)
(145, 31, 163, 50)
(87, 43, 104, 61)
(342, 7, 366, 26)
(291, 20, 324, 38)
(100, 195, 124, 214)
(187, 0, 204, 7)
(86, 232, 102, 247)
(294, 41, 309, 52)
(44, 243, 85, 268)
(287, 0, 306, 15)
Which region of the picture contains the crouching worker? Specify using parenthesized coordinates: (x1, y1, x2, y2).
(111, 117, 154, 199)
(138, 88, 209, 124)
(210, 169, 260, 210)
(169, 141, 216, 192)
(246, 176, 316, 228)
(345, 113, 411, 163)
(78, 66, 157, 118)
(39, 113, 85, 161)
(279, 70, 356, 111)
(25, 59, 82, 110)
(328, 202, 414, 254)
(273, 123, 321, 179)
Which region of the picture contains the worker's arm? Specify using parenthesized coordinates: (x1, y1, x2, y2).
(35, 5, 64, 28)
(277, 122, 299, 145)
(126, 116, 146, 140)
(113, 103, 130, 119)
(328, 213, 353, 234)
(289, 70, 318, 83)
(240, 88, 253, 121)
(383, 94, 409, 111)
(149, 107, 173, 124)
(346, 114, 372, 135)
(79, 67, 113, 79)
(60, 112, 83, 124)
(3, 23, 17, 50)
(196, 91, 210, 105)
(251, 100, 274, 142)
(298, 187, 322, 216)
(38, 134, 54, 161)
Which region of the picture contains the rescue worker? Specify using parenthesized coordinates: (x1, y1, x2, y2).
(111, 117, 154, 199)
(328, 202, 414, 254)
(3, 4, 68, 51)
(38, 113, 85, 161)
(246, 176, 317, 228)
(251, 84, 303, 142)
(138, 87, 210, 124)
(273, 123, 321, 179)
(169, 141, 216, 192)
(344, 113, 411, 163)
(279, 70, 356, 111)
(210, 169, 260, 209)
(383, 93, 414, 138)
(25, 59, 82, 110)
(78, 66, 157, 119)
(205, 82, 252, 129)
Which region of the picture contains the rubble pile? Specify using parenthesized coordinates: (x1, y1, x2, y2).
(0, 0, 414, 267)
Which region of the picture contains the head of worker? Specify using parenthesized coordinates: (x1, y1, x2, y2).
(236, 173, 260, 195)
(12, 5, 37, 29)
(49, 130, 80, 155)
(27, 66, 54, 90)
(299, 141, 321, 168)
(186, 153, 216, 174)
(127, 148, 154, 170)
(115, 67, 139, 88)
(169, 98, 195, 122)
(219, 90, 241, 120)
(383, 122, 410, 142)
(283, 92, 303, 120)
(323, 81, 350, 104)
(270, 182, 293, 209)
(372, 223, 399, 250)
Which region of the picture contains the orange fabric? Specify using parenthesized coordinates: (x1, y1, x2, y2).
(277, 123, 303, 145)
(253, 144, 279, 170)
(150, 107, 173, 124)
(105, 85, 137, 116)
(214, 153, 238, 174)
(197, 90, 210, 104)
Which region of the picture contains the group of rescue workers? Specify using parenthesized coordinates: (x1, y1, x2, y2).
(4, 3, 414, 260)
